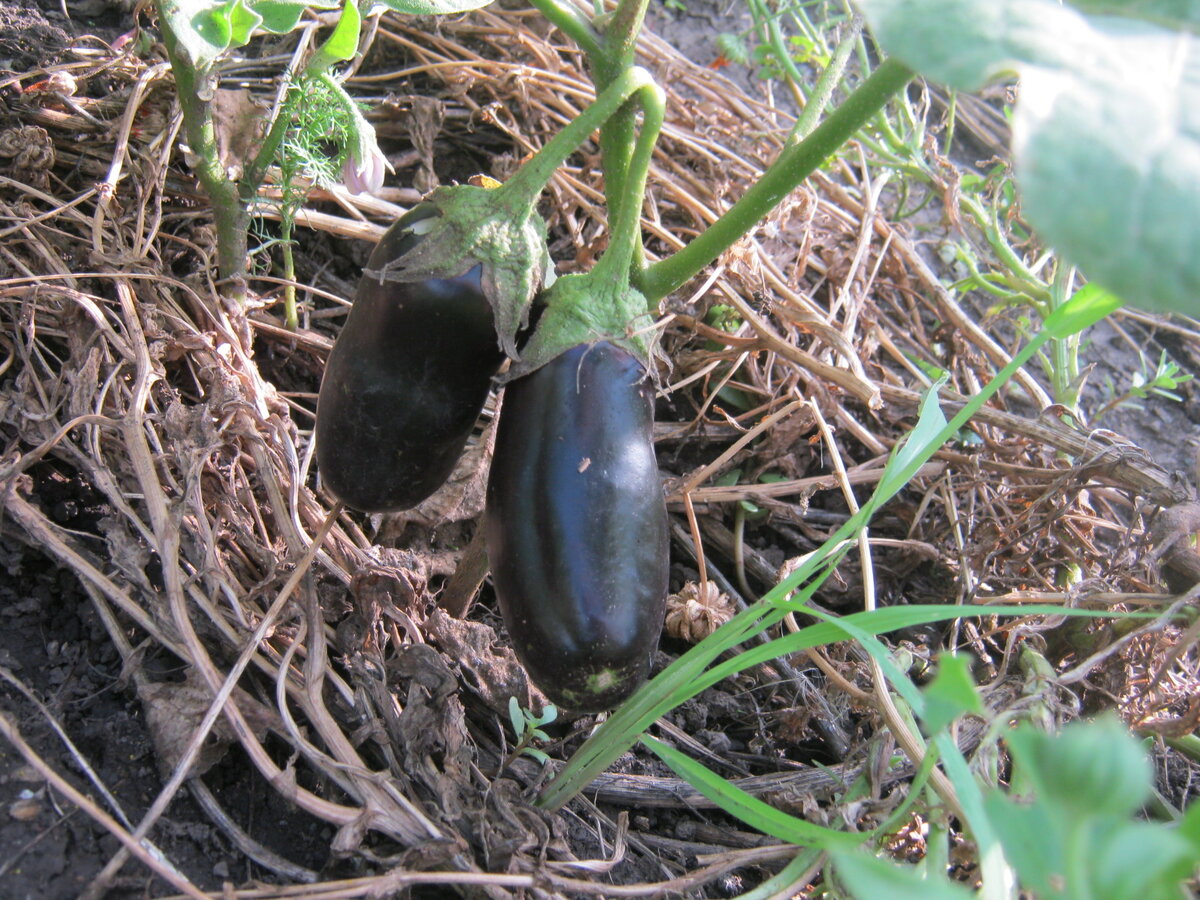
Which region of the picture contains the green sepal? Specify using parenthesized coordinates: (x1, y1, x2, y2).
(361, 183, 552, 358)
(507, 271, 655, 380)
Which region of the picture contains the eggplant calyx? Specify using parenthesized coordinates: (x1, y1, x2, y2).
(362, 183, 553, 359)
(503, 271, 658, 381)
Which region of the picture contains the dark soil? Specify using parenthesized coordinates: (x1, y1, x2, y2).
(0, 527, 334, 899)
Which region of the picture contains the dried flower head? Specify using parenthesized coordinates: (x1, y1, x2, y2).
(664, 581, 736, 643)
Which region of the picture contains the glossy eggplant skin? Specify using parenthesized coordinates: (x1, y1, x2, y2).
(485, 342, 669, 713)
(316, 205, 504, 512)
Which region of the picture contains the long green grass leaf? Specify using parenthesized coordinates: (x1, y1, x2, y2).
(642, 735, 867, 848)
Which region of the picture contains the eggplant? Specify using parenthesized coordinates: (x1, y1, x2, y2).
(485, 342, 669, 712)
(316, 204, 505, 512)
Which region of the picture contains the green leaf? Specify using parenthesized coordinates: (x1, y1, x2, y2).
(856, 0, 1200, 315)
(1043, 284, 1121, 339)
(875, 373, 948, 505)
(921, 653, 984, 734)
(1015, 20, 1200, 316)
(373, 0, 493, 14)
(1089, 819, 1198, 900)
(1006, 717, 1152, 819)
(831, 850, 975, 899)
(983, 791, 1066, 896)
(224, 0, 261, 45)
(855, 0, 1089, 91)
(1179, 798, 1200, 853)
(641, 736, 865, 848)
(507, 695, 523, 737)
(309, 0, 362, 70)
(252, 0, 340, 34)
(159, 0, 259, 69)
(1065, 0, 1200, 31)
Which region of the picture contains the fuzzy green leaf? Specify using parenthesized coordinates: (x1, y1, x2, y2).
(856, 0, 1200, 315)
(372, 0, 493, 14)
(1089, 820, 1198, 900)
(983, 791, 1065, 896)
(1066, 0, 1200, 31)
(1015, 21, 1200, 316)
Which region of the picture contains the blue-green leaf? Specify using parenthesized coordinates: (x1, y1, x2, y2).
(856, 0, 1200, 316)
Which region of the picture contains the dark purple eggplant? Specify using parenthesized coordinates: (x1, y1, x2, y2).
(484, 342, 669, 712)
(316, 204, 504, 512)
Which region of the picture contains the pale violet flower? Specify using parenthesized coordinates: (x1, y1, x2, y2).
(343, 136, 388, 195)
(336, 79, 392, 196)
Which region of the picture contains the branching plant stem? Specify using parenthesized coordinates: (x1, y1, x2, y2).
(159, 23, 248, 303)
(527, 0, 603, 57)
(638, 57, 914, 303)
(497, 65, 655, 209)
(587, 0, 652, 240)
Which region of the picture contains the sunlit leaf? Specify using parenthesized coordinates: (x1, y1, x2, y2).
(309, 0, 362, 69)
(253, 0, 340, 34)
(1043, 284, 1122, 338)
(372, 0, 493, 15)
(856, 0, 1200, 315)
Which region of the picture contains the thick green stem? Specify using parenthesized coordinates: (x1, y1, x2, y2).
(590, 0, 652, 230)
(589, 82, 665, 286)
(244, 86, 300, 199)
(788, 14, 863, 144)
(637, 57, 913, 303)
(497, 65, 654, 208)
(159, 17, 249, 301)
(603, 0, 650, 72)
(1048, 264, 1080, 409)
(527, 0, 602, 57)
